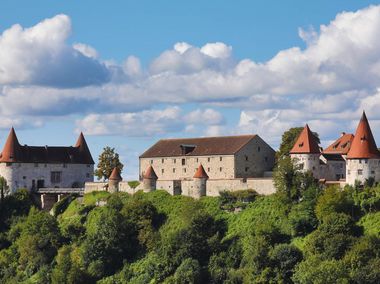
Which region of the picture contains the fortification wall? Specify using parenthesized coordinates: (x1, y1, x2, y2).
(84, 182, 108, 193)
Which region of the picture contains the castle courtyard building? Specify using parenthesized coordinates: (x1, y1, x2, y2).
(0, 128, 95, 194)
(139, 135, 276, 195)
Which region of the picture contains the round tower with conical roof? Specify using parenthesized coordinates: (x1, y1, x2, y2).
(143, 165, 158, 192)
(191, 164, 208, 199)
(289, 124, 322, 179)
(346, 112, 380, 185)
(108, 167, 122, 193)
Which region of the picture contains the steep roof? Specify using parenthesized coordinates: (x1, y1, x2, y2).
(0, 128, 95, 164)
(75, 132, 95, 164)
(194, 164, 209, 179)
(143, 165, 158, 179)
(140, 135, 260, 158)
(109, 167, 122, 181)
(347, 112, 380, 159)
(290, 124, 321, 154)
(323, 133, 354, 155)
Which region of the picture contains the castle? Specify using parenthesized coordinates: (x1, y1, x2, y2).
(0, 128, 95, 195)
(290, 112, 380, 185)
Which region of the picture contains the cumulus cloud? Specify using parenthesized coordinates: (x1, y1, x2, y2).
(76, 107, 225, 137)
(2, 6, 380, 144)
(0, 14, 110, 87)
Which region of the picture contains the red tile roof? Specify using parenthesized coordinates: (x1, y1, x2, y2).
(143, 165, 158, 179)
(109, 167, 122, 181)
(193, 164, 209, 178)
(0, 128, 95, 164)
(323, 133, 354, 155)
(139, 135, 264, 158)
(347, 112, 380, 159)
(290, 124, 321, 154)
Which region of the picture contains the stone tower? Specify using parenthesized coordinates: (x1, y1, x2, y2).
(346, 112, 380, 185)
(143, 165, 158, 192)
(290, 124, 321, 179)
(108, 167, 122, 193)
(192, 164, 208, 199)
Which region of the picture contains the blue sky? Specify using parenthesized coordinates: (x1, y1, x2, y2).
(1, 1, 380, 179)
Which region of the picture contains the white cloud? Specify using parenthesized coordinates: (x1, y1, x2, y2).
(76, 107, 226, 137)
(73, 43, 99, 58)
(200, 42, 232, 58)
(0, 14, 110, 87)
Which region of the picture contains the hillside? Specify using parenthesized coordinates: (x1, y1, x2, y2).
(0, 183, 379, 283)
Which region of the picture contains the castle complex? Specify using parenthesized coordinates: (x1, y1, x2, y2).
(290, 112, 380, 185)
(3, 111, 379, 202)
(0, 128, 94, 195)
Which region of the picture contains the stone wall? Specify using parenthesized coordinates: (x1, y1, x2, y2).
(140, 155, 235, 181)
(346, 158, 380, 185)
(235, 136, 276, 178)
(0, 162, 94, 194)
(291, 153, 321, 179)
(84, 182, 108, 193)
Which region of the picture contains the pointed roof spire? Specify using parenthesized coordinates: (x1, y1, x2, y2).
(194, 164, 209, 179)
(290, 124, 321, 154)
(143, 165, 158, 179)
(347, 111, 380, 159)
(109, 167, 122, 181)
(75, 132, 95, 164)
(0, 127, 23, 162)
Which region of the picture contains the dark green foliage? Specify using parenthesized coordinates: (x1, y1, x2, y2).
(1, 179, 380, 283)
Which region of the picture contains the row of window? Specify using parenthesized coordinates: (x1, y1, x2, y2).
(348, 169, 376, 175)
(152, 155, 268, 165)
(161, 167, 227, 174)
(5, 163, 92, 168)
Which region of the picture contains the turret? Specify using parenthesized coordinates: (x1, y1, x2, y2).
(0, 127, 22, 162)
(143, 165, 158, 192)
(108, 167, 122, 193)
(75, 132, 95, 164)
(346, 112, 380, 185)
(289, 124, 321, 178)
(192, 164, 208, 199)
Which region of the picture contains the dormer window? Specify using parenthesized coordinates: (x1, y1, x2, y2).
(299, 142, 304, 147)
(180, 144, 196, 155)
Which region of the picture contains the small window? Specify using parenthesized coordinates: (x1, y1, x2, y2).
(161, 169, 164, 174)
(173, 168, 176, 173)
(182, 159, 186, 166)
(196, 158, 199, 162)
(220, 167, 222, 172)
(51, 171, 62, 183)
(63, 163, 67, 168)
(300, 163, 304, 170)
(365, 159, 368, 164)
(220, 157, 222, 161)
(358, 169, 363, 175)
(162, 159, 164, 164)
(245, 155, 248, 161)
(183, 168, 187, 173)
(264, 157, 268, 162)
(87, 164, 91, 168)
(34, 163, 39, 167)
(86, 173, 90, 178)
(359, 159, 362, 164)
(207, 167, 210, 172)
(6, 162, 12, 167)
(23, 176, 26, 180)
(173, 159, 176, 164)
(150, 160, 153, 164)
(245, 167, 249, 172)
(44, 164, 47, 168)
(312, 166, 316, 170)
(371, 171, 375, 174)
(258, 146, 261, 152)
(208, 157, 211, 162)
(348, 170, 351, 175)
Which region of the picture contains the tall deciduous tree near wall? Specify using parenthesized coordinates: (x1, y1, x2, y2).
(95, 147, 124, 181)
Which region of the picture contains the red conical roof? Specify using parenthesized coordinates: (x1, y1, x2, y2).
(347, 112, 380, 159)
(290, 124, 321, 154)
(109, 167, 122, 181)
(143, 165, 158, 179)
(75, 132, 95, 164)
(0, 127, 22, 162)
(194, 164, 209, 179)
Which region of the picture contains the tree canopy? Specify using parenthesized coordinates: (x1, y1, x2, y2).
(94, 146, 124, 181)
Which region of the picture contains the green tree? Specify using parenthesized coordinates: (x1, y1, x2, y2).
(173, 258, 201, 284)
(94, 146, 124, 181)
(276, 127, 320, 160)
